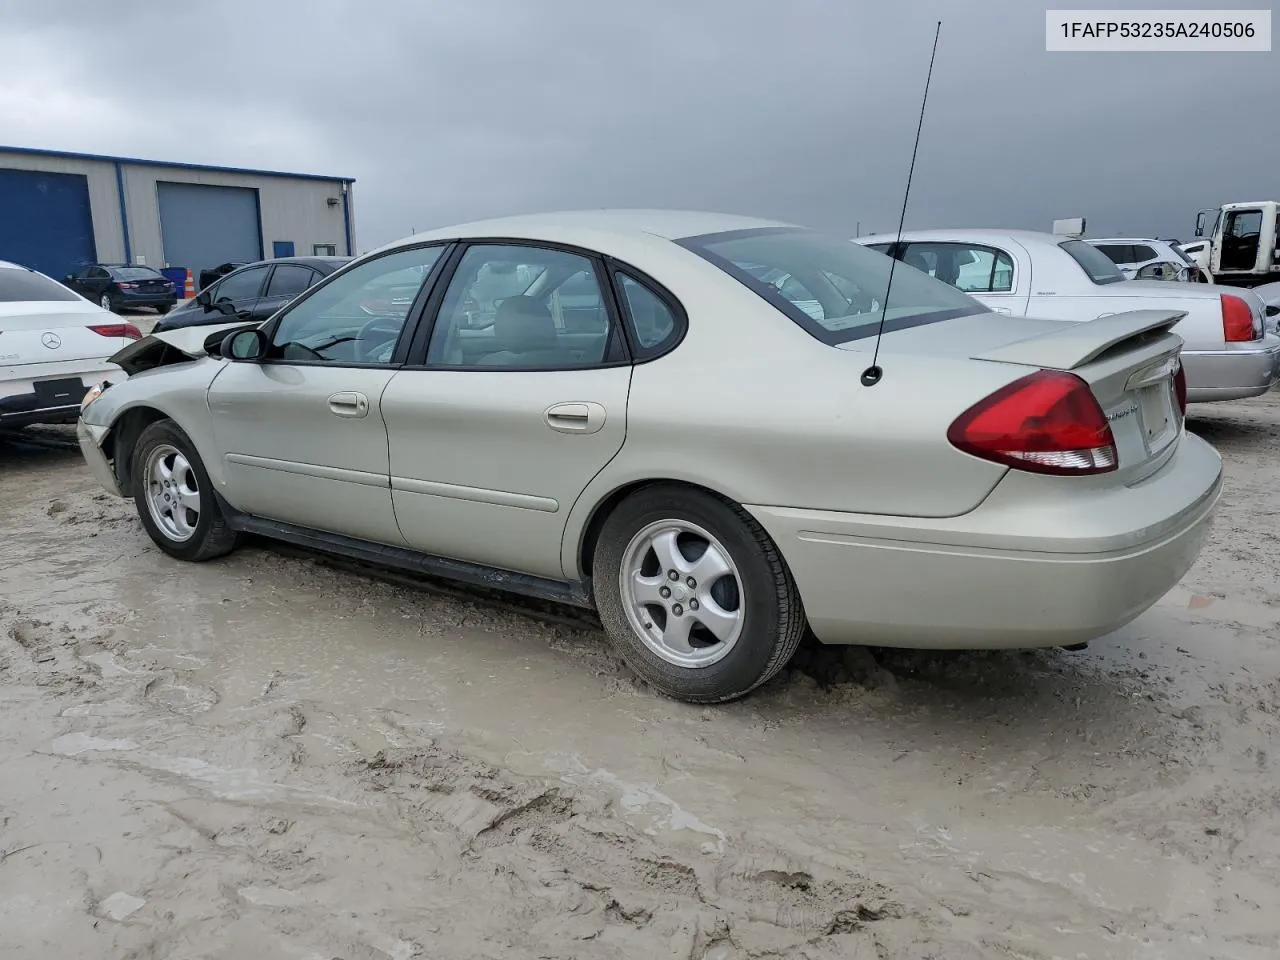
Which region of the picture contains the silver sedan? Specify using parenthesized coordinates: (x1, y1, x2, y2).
(77, 211, 1222, 703)
(856, 229, 1280, 402)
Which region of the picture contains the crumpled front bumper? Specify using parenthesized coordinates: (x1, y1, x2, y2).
(77, 419, 123, 498)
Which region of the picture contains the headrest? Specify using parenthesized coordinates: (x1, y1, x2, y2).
(493, 296, 557, 352)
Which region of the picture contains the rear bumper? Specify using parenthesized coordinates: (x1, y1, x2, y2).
(747, 433, 1223, 649)
(1182, 335, 1280, 402)
(116, 293, 177, 308)
(76, 419, 123, 497)
(0, 365, 116, 427)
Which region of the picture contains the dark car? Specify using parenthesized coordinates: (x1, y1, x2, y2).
(64, 264, 178, 314)
(154, 256, 352, 333)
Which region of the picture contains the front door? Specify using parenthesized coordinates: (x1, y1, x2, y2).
(207, 244, 450, 544)
(384, 242, 632, 580)
(1219, 208, 1264, 273)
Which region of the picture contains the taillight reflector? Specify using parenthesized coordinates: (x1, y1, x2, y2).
(1221, 294, 1257, 342)
(88, 323, 143, 340)
(948, 370, 1118, 475)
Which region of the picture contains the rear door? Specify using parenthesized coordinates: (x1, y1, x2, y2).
(382, 241, 633, 580)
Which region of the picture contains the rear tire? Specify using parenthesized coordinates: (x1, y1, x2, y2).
(131, 420, 239, 562)
(155, 304, 171, 315)
(99, 293, 115, 312)
(592, 484, 806, 703)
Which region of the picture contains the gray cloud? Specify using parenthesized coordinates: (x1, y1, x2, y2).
(1, 0, 1275, 248)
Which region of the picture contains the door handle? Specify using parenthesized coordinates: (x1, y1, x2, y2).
(991, 306, 1012, 314)
(328, 391, 370, 418)
(544, 401, 606, 435)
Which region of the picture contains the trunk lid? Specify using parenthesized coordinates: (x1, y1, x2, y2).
(872, 308, 1187, 484)
(0, 310, 133, 366)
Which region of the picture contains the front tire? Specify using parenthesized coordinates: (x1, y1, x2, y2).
(131, 420, 239, 562)
(592, 485, 806, 703)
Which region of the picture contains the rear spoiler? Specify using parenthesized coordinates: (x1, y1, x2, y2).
(971, 309, 1186, 371)
(108, 320, 255, 376)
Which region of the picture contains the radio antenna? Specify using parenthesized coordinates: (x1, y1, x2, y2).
(861, 20, 942, 388)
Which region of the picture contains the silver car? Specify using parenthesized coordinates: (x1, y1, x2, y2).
(77, 211, 1222, 703)
(857, 229, 1280, 402)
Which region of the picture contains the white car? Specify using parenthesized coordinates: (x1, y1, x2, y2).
(0, 261, 141, 428)
(1178, 239, 1213, 279)
(855, 230, 1280, 403)
(1086, 237, 1205, 282)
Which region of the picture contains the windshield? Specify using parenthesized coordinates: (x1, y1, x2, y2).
(0, 267, 83, 303)
(1059, 240, 1127, 285)
(676, 227, 988, 344)
(111, 266, 164, 281)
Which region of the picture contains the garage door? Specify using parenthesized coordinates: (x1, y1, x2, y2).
(157, 181, 262, 273)
(0, 168, 97, 279)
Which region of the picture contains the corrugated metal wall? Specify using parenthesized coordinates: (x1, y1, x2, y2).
(0, 149, 354, 277)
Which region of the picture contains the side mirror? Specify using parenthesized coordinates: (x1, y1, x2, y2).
(196, 290, 212, 307)
(220, 329, 267, 361)
(1194, 212, 1206, 237)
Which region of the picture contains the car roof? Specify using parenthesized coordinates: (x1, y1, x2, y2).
(1086, 238, 1171, 245)
(236, 256, 351, 268)
(366, 209, 798, 257)
(854, 228, 1113, 255)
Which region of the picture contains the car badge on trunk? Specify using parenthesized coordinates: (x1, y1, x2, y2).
(41, 332, 62, 349)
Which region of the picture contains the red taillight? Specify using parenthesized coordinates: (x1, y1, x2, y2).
(1221, 294, 1258, 342)
(88, 323, 143, 340)
(119, 282, 138, 289)
(948, 370, 1118, 476)
(1173, 359, 1188, 416)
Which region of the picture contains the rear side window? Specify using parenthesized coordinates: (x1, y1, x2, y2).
(897, 242, 1014, 294)
(677, 227, 987, 345)
(615, 272, 680, 354)
(1059, 240, 1126, 285)
(1093, 244, 1133, 264)
(1132, 244, 1159, 262)
(0, 267, 81, 302)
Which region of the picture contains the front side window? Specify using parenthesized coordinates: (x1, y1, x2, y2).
(268, 245, 444, 365)
(897, 242, 1015, 294)
(678, 227, 987, 344)
(1059, 240, 1126, 285)
(426, 244, 612, 368)
(266, 264, 317, 299)
(0, 267, 82, 303)
(213, 266, 269, 302)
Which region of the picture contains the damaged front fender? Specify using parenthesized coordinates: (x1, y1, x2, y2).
(108, 320, 255, 376)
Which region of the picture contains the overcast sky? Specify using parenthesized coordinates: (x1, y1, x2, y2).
(1, 0, 1275, 250)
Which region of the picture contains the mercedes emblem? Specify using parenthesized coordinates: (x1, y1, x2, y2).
(41, 332, 62, 350)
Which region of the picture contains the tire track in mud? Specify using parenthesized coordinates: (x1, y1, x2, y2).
(0, 596, 953, 960)
(347, 742, 917, 958)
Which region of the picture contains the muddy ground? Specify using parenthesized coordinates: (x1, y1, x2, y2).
(1, 393, 1278, 960)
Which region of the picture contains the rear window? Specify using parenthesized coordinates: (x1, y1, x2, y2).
(110, 266, 164, 281)
(676, 228, 988, 345)
(1059, 240, 1126, 285)
(0, 267, 82, 303)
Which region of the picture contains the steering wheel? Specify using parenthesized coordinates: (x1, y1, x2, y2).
(356, 317, 404, 363)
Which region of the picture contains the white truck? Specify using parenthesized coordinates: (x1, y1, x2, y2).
(1192, 201, 1280, 288)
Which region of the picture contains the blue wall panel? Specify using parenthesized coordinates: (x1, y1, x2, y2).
(156, 181, 262, 272)
(0, 168, 97, 278)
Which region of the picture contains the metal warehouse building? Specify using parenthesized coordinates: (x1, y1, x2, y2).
(0, 145, 355, 283)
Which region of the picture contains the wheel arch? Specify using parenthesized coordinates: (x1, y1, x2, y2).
(568, 476, 743, 586)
